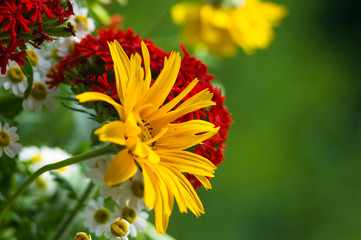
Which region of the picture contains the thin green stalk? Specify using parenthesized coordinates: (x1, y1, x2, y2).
(0, 144, 116, 221)
(51, 182, 95, 240)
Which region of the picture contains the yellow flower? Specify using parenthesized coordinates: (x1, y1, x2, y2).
(171, 0, 288, 56)
(77, 41, 219, 233)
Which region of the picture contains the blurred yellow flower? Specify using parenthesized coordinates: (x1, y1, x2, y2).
(77, 41, 218, 234)
(171, 0, 288, 56)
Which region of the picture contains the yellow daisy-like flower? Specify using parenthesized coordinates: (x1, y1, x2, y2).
(77, 41, 219, 233)
(171, 0, 288, 56)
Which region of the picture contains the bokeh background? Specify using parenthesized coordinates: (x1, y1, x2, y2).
(16, 0, 361, 239)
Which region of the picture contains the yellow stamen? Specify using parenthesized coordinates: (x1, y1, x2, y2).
(138, 120, 153, 142)
(30, 82, 48, 100)
(131, 180, 144, 198)
(73, 232, 90, 240)
(57, 166, 68, 172)
(26, 49, 39, 67)
(94, 208, 110, 224)
(0, 131, 10, 147)
(51, 49, 62, 61)
(74, 15, 89, 30)
(30, 155, 42, 163)
(121, 207, 137, 224)
(7, 67, 25, 83)
(36, 177, 47, 189)
(110, 219, 128, 237)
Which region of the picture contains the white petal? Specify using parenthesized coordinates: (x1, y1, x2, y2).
(3, 81, 11, 90)
(4, 146, 15, 158)
(9, 133, 19, 142)
(34, 101, 42, 114)
(9, 142, 22, 155)
(43, 97, 57, 112)
(3, 123, 10, 131)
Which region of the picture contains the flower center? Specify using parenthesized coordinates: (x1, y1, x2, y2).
(36, 177, 47, 189)
(30, 82, 48, 100)
(121, 207, 137, 224)
(131, 180, 144, 198)
(73, 232, 90, 240)
(30, 155, 42, 163)
(51, 49, 62, 61)
(74, 15, 89, 30)
(7, 66, 25, 83)
(26, 50, 39, 67)
(94, 208, 110, 224)
(138, 120, 153, 142)
(0, 131, 10, 147)
(110, 219, 128, 237)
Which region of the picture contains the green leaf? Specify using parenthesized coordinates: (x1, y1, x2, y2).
(0, 95, 23, 119)
(21, 56, 34, 99)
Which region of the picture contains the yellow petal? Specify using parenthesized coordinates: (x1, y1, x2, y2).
(195, 175, 212, 190)
(94, 121, 127, 146)
(139, 51, 181, 116)
(141, 41, 152, 90)
(156, 120, 218, 150)
(142, 164, 157, 209)
(157, 150, 216, 177)
(108, 41, 131, 104)
(76, 92, 124, 118)
(149, 89, 215, 131)
(146, 79, 199, 121)
(103, 149, 137, 186)
(124, 112, 141, 137)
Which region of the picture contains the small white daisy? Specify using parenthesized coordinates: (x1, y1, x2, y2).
(19, 146, 50, 171)
(82, 196, 113, 237)
(112, 206, 148, 237)
(30, 171, 57, 196)
(52, 37, 78, 61)
(86, 155, 124, 200)
(0, 61, 28, 97)
(0, 122, 22, 158)
(104, 218, 130, 240)
(19, 146, 71, 171)
(25, 47, 51, 76)
(22, 72, 58, 114)
(74, 232, 92, 240)
(68, 1, 95, 40)
(117, 171, 146, 211)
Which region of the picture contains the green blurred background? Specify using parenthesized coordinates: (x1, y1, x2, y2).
(17, 0, 361, 239)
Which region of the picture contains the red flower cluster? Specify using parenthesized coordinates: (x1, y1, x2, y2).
(0, 0, 74, 74)
(48, 28, 232, 189)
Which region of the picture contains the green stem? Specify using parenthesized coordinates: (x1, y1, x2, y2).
(51, 182, 95, 240)
(0, 144, 116, 221)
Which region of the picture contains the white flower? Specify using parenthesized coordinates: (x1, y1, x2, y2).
(68, 0, 95, 40)
(30, 171, 57, 196)
(112, 206, 148, 237)
(0, 61, 28, 97)
(82, 196, 113, 237)
(0, 122, 22, 158)
(22, 72, 58, 114)
(86, 155, 123, 200)
(26, 47, 51, 76)
(117, 171, 146, 211)
(52, 37, 78, 60)
(19, 146, 84, 194)
(74, 232, 92, 240)
(104, 218, 130, 240)
(19, 146, 71, 171)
